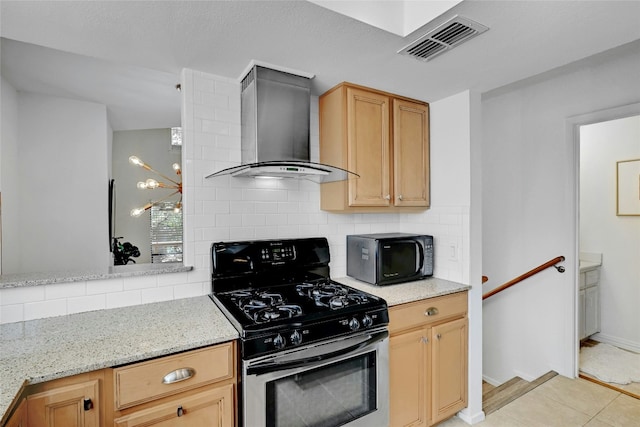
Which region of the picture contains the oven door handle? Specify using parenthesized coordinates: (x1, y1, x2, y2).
(246, 330, 388, 376)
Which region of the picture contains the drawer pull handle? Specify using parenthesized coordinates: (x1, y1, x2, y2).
(177, 406, 184, 417)
(425, 307, 439, 316)
(163, 367, 196, 384)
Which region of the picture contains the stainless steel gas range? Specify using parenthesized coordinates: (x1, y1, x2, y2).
(210, 237, 389, 427)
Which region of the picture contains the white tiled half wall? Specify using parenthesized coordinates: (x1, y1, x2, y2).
(0, 68, 468, 324)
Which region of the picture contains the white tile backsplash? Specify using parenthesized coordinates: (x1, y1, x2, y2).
(0, 68, 469, 324)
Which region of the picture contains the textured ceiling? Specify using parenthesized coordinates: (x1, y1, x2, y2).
(2, 0, 639, 130)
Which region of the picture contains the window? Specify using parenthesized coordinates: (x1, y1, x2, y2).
(150, 202, 183, 263)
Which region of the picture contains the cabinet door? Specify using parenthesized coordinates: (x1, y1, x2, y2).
(430, 318, 468, 425)
(389, 328, 429, 427)
(346, 87, 391, 207)
(585, 286, 600, 337)
(393, 99, 430, 207)
(113, 384, 234, 427)
(27, 379, 99, 427)
(5, 398, 27, 427)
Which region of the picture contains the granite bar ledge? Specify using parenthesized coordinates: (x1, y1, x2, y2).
(0, 263, 193, 289)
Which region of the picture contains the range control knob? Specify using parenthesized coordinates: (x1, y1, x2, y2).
(273, 334, 286, 349)
(362, 314, 373, 328)
(348, 318, 361, 331)
(290, 330, 302, 346)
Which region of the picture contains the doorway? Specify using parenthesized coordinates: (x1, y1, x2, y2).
(573, 106, 640, 397)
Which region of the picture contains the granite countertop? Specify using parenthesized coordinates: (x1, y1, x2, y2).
(0, 263, 193, 289)
(0, 295, 238, 422)
(335, 276, 471, 306)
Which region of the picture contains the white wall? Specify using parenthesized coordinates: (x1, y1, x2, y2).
(580, 115, 640, 352)
(2, 92, 110, 274)
(112, 128, 181, 264)
(0, 77, 19, 275)
(482, 40, 640, 384)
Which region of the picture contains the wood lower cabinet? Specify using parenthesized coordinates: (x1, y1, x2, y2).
(319, 82, 429, 213)
(3, 341, 237, 427)
(113, 384, 233, 427)
(4, 398, 27, 427)
(26, 371, 103, 427)
(389, 292, 468, 427)
(389, 328, 429, 426)
(110, 341, 237, 427)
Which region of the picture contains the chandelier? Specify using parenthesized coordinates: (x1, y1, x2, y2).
(128, 155, 182, 217)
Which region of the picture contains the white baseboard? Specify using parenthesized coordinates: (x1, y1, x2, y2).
(457, 408, 485, 425)
(591, 333, 640, 353)
(513, 369, 536, 382)
(482, 374, 502, 387)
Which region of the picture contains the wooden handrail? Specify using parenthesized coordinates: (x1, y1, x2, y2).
(482, 256, 565, 300)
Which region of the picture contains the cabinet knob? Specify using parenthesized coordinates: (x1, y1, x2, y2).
(398, 195, 403, 201)
(436, 333, 442, 340)
(420, 337, 429, 344)
(83, 398, 93, 411)
(177, 406, 184, 417)
(425, 307, 439, 316)
(384, 194, 391, 200)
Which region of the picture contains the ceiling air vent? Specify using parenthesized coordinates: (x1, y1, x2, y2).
(398, 15, 488, 62)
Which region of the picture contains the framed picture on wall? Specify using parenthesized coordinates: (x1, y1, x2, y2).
(616, 158, 640, 216)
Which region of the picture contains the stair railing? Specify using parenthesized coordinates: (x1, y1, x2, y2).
(482, 256, 565, 300)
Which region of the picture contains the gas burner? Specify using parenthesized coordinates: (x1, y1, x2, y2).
(314, 293, 371, 310)
(296, 282, 348, 299)
(295, 281, 371, 310)
(234, 291, 284, 313)
(253, 304, 303, 323)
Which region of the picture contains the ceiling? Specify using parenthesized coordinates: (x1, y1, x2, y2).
(2, 0, 639, 130)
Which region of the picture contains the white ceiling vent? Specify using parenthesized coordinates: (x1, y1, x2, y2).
(398, 15, 488, 62)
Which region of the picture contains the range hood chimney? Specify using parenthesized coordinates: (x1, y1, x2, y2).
(206, 62, 357, 182)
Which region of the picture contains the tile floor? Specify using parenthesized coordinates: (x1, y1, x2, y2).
(440, 375, 640, 426)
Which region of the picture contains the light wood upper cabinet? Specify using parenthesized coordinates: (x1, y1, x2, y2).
(393, 98, 430, 207)
(389, 292, 468, 427)
(320, 82, 429, 213)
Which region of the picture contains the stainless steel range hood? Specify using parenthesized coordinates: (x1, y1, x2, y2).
(206, 63, 357, 183)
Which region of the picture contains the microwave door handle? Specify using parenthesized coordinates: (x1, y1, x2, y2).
(247, 330, 388, 376)
(417, 242, 424, 273)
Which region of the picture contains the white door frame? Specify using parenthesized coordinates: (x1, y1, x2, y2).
(565, 102, 640, 377)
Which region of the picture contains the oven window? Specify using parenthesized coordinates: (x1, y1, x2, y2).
(265, 352, 377, 427)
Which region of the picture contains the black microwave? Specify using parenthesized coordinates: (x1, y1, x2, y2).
(346, 233, 433, 286)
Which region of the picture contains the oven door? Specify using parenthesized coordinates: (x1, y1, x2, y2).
(243, 328, 389, 427)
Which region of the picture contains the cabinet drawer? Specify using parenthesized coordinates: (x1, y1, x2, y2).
(389, 292, 467, 334)
(114, 342, 234, 409)
(114, 384, 234, 427)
